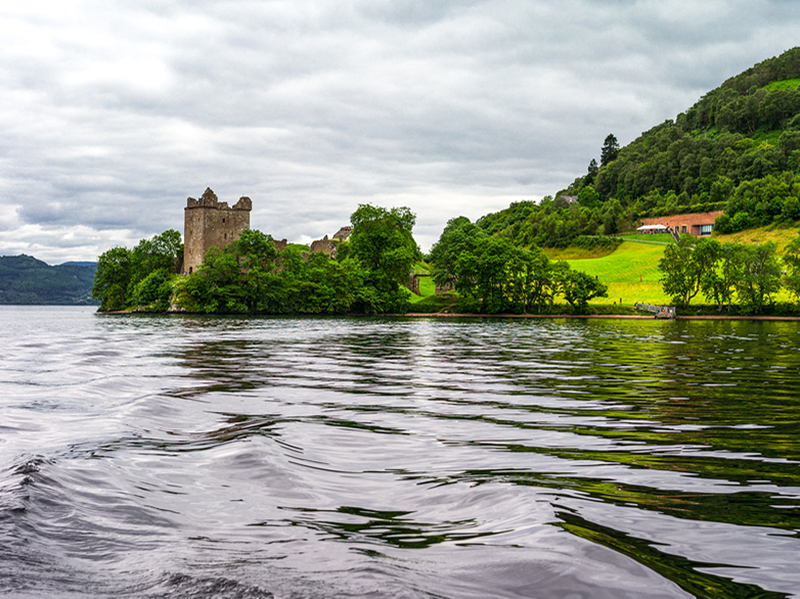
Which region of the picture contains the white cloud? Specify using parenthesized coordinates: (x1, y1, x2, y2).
(0, 0, 798, 262)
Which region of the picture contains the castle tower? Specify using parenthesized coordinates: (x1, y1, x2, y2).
(183, 188, 252, 274)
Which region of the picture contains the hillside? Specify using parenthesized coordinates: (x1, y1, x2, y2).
(0, 255, 96, 305)
(470, 47, 800, 248)
(563, 242, 670, 305)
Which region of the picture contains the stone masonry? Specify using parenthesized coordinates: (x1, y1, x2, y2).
(183, 188, 252, 274)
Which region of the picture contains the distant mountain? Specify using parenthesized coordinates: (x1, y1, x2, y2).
(61, 261, 97, 267)
(0, 255, 97, 305)
(468, 47, 800, 248)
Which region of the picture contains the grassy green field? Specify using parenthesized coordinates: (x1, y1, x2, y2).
(715, 224, 800, 253)
(567, 241, 670, 305)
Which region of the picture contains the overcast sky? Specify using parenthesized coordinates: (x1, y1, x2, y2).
(1, 1, 798, 263)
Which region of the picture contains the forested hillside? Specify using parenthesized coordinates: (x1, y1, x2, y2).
(471, 47, 800, 248)
(0, 255, 96, 304)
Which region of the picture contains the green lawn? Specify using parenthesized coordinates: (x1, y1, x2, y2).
(567, 241, 671, 305)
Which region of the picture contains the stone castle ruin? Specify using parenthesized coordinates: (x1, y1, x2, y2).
(183, 188, 349, 273)
(182, 191, 439, 298)
(308, 227, 352, 258)
(184, 188, 252, 274)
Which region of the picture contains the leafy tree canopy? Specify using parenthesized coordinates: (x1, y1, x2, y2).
(337, 204, 420, 312)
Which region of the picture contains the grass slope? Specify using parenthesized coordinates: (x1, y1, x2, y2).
(714, 224, 800, 253)
(567, 226, 800, 308)
(567, 241, 670, 306)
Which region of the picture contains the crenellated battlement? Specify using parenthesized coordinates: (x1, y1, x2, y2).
(186, 188, 252, 211)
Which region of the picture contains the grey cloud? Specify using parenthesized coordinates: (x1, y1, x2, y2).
(1, 0, 799, 263)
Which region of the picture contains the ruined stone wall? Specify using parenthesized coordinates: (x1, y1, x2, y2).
(309, 235, 339, 257)
(183, 188, 251, 274)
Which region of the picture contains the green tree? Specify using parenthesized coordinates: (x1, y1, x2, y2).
(659, 237, 720, 306)
(338, 204, 420, 313)
(733, 242, 781, 312)
(133, 268, 172, 310)
(700, 241, 737, 310)
(185, 246, 248, 313)
(233, 229, 279, 312)
(454, 237, 515, 313)
(430, 216, 487, 289)
(92, 247, 132, 311)
(129, 229, 183, 292)
(558, 268, 609, 314)
(504, 246, 551, 313)
(783, 234, 800, 300)
(601, 134, 620, 167)
(585, 158, 599, 185)
(577, 185, 600, 208)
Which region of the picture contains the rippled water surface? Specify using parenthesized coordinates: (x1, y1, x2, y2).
(1, 306, 800, 598)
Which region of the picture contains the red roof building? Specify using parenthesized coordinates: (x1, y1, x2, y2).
(638, 211, 723, 237)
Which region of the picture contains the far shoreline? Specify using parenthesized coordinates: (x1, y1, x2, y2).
(402, 312, 800, 321)
(96, 308, 800, 321)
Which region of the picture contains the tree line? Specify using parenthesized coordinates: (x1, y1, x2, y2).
(91, 205, 419, 314)
(429, 216, 608, 314)
(659, 234, 800, 313)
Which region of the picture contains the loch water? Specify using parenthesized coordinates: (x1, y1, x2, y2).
(1, 306, 800, 599)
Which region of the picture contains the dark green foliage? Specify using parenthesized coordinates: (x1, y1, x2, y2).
(92, 229, 183, 311)
(659, 237, 720, 306)
(133, 268, 172, 310)
(715, 172, 800, 232)
(92, 247, 133, 310)
(659, 236, 783, 313)
(130, 229, 182, 287)
(429, 218, 604, 314)
(0, 255, 96, 305)
(600, 134, 619, 167)
(430, 216, 487, 289)
(182, 247, 247, 313)
(585, 158, 599, 185)
(559, 269, 609, 313)
(337, 204, 420, 313)
(783, 234, 800, 300)
(733, 242, 782, 313)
